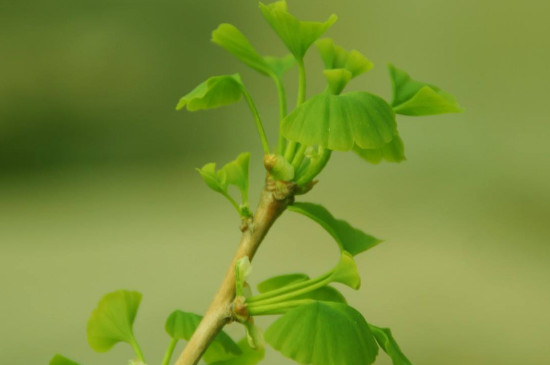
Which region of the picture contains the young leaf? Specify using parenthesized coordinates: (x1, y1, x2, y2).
(323, 69, 352, 95)
(353, 134, 406, 164)
(288, 202, 382, 256)
(87, 290, 143, 354)
(257, 273, 347, 303)
(220, 152, 250, 202)
(331, 251, 361, 289)
(259, 1, 337, 60)
(50, 355, 80, 365)
(197, 163, 226, 194)
(235, 256, 252, 297)
(209, 338, 265, 365)
(265, 301, 379, 365)
(316, 38, 374, 78)
(368, 324, 413, 365)
(212, 24, 272, 76)
(264, 54, 295, 78)
(165, 310, 241, 363)
(281, 91, 397, 151)
(176, 74, 243, 111)
(388, 64, 462, 116)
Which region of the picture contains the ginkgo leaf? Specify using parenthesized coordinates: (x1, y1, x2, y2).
(368, 324, 413, 365)
(288, 202, 382, 256)
(197, 163, 226, 194)
(257, 273, 346, 303)
(265, 301, 379, 365)
(282, 91, 397, 151)
(331, 251, 361, 289)
(324, 69, 352, 95)
(388, 64, 462, 116)
(316, 38, 373, 78)
(353, 134, 406, 164)
(259, 1, 337, 60)
(264, 54, 295, 78)
(219, 152, 250, 201)
(87, 290, 142, 353)
(49, 355, 80, 365)
(212, 24, 272, 76)
(165, 310, 241, 363)
(209, 338, 265, 365)
(176, 74, 243, 111)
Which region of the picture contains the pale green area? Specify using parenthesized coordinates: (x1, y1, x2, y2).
(1, 0, 550, 364)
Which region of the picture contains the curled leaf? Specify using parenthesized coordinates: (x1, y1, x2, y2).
(176, 74, 243, 111)
(317, 38, 373, 78)
(368, 324, 413, 365)
(388, 64, 462, 116)
(331, 251, 361, 289)
(86, 290, 142, 353)
(265, 301, 379, 365)
(259, 1, 337, 60)
(282, 91, 397, 151)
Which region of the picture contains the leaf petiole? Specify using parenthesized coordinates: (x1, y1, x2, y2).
(129, 337, 146, 363)
(296, 147, 332, 185)
(241, 85, 271, 154)
(247, 299, 314, 316)
(161, 338, 178, 365)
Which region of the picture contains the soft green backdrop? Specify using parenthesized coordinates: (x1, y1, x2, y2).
(1, 0, 549, 364)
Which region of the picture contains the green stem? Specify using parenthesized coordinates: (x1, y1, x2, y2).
(291, 144, 307, 169)
(273, 75, 288, 155)
(283, 141, 298, 162)
(296, 147, 332, 186)
(130, 337, 146, 363)
(247, 271, 332, 304)
(223, 192, 243, 217)
(161, 338, 179, 365)
(248, 299, 314, 316)
(241, 86, 271, 154)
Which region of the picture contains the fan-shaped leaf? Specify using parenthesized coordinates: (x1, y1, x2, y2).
(282, 91, 397, 151)
(368, 324, 413, 365)
(288, 202, 381, 256)
(176, 74, 243, 111)
(353, 134, 406, 164)
(259, 1, 337, 60)
(257, 273, 346, 303)
(87, 290, 142, 353)
(50, 355, 80, 365)
(323, 69, 352, 95)
(165, 310, 241, 363)
(220, 152, 250, 201)
(209, 338, 265, 365)
(212, 24, 271, 76)
(317, 38, 373, 78)
(264, 54, 295, 78)
(388, 64, 462, 116)
(265, 301, 379, 365)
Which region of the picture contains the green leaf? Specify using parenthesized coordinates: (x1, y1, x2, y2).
(288, 202, 382, 256)
(323, 69, 352, 95)
(87, 290, 142, 353)
(212, 24, 272, 76)
(265, 301, 379, 365)
(264, 54, 295, 78)
(388, 64, 462, 116)
(368, 324, 413, 365)
(282, 91, 397, 151)
(49, 355, 80, 365)
(209, 338, 265, 365)
(331, 251, 361, 289)
(257, 273, 346, 303)
(259, 1, 337, 60)
(176, 74, 243, 111)
(316, 38, 373, 78)
(220, 152, 250, 201)
(165, 310, 241, 363)
(353, 134, 406, 164)
(197, 163, 226, 194)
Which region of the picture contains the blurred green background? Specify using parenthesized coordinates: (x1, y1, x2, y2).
(1, 0, 549, 364)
